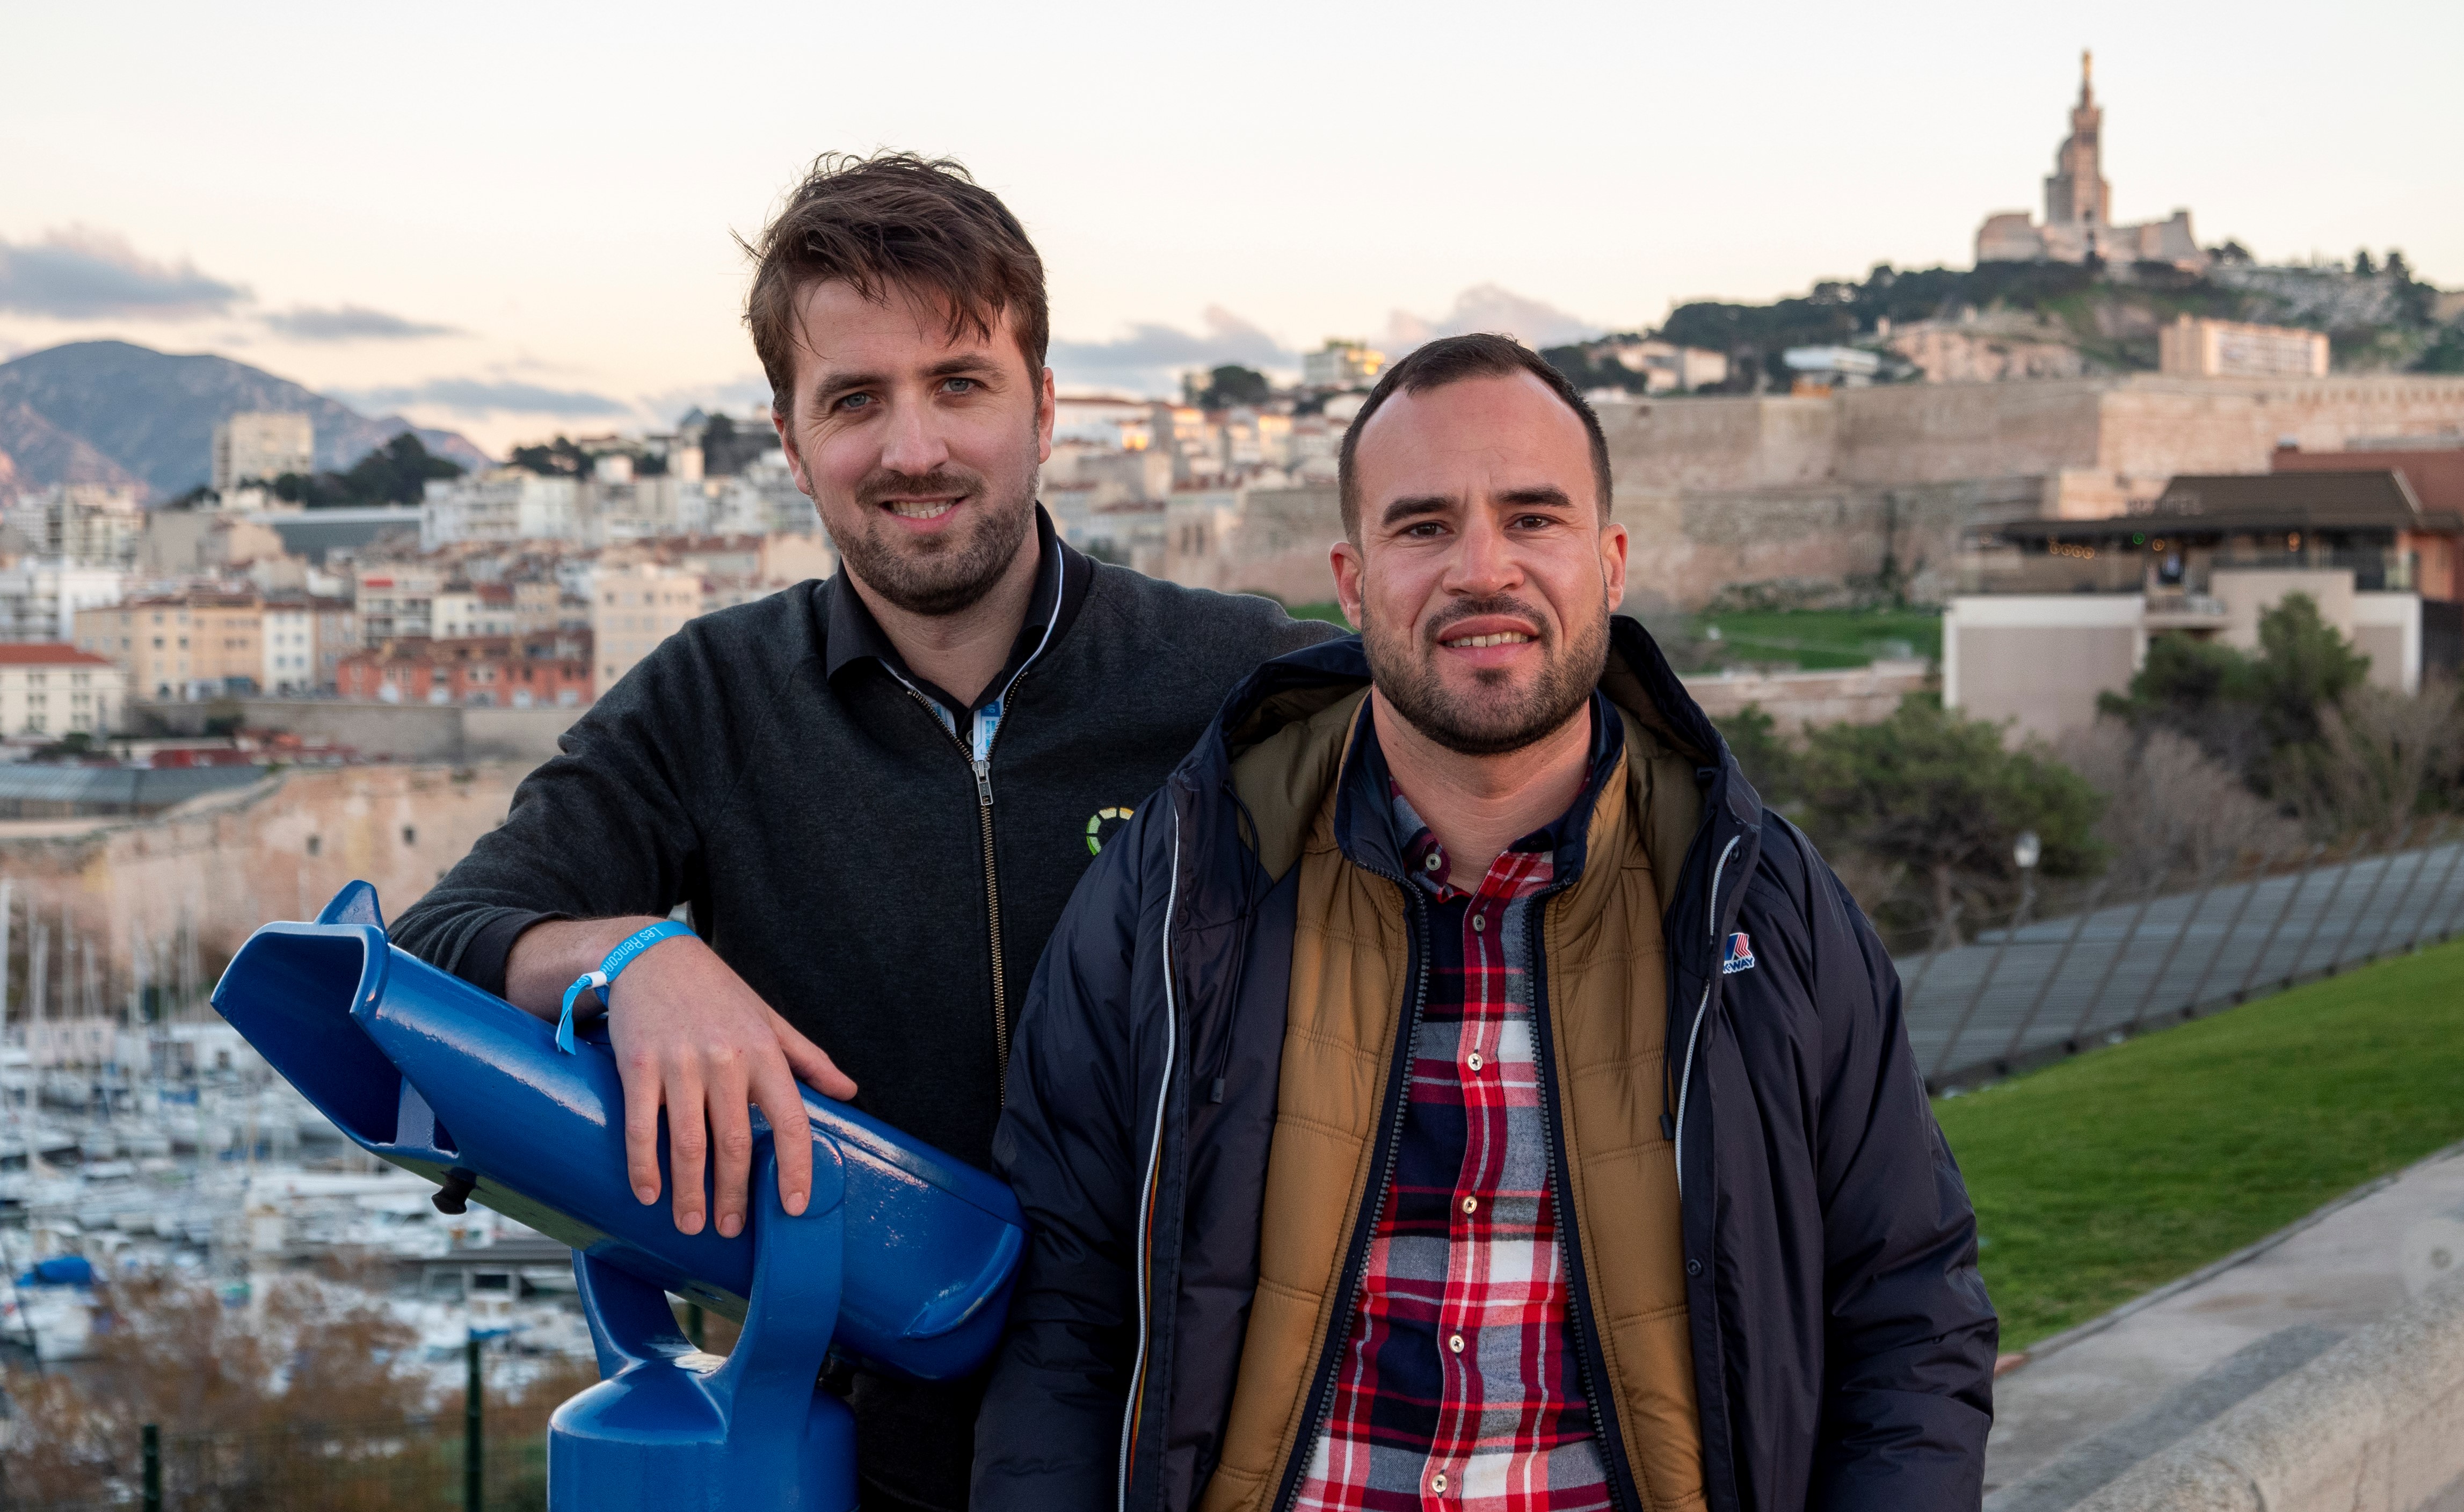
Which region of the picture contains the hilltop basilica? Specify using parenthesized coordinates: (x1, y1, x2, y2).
(1975, 53, 2207, 272)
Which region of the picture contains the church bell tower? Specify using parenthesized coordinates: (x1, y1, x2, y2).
(2043, 49, 2111, 227)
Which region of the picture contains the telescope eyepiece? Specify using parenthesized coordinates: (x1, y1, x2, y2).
(432, 1169, 478, 1216)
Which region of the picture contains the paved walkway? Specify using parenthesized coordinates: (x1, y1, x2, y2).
(1984, 1141, 2464, 1506)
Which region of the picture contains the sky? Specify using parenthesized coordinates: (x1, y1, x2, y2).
(3, 0, 2459, 455)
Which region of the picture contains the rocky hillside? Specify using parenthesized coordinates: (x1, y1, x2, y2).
(0, 340, 491, 500)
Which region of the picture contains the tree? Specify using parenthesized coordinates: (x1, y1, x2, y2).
(2252, 592, 2371, 748)
(511, 435, 591, 478)
(1797, 696, 2105, 947)
(268, 433, 462, 507)
(340, 431, 463, 504)
(2353, 249, 2378, 278)
(1196, 364, 1272, 410)
(1713, 705, 1798, 809)
(2098, 594, 2371, 796)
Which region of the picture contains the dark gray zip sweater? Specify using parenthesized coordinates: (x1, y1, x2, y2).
(389, 531, 1337, 1510)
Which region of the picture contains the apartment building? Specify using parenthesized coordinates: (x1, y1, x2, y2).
(74, 592, 264, 700)
(0, 644, 124, 736)
(260, 594, 355, 694)
(591, 560, 702, 692)
(337, 631, 593, 708)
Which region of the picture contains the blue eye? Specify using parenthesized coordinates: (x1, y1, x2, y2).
(835, 392, 873, 413)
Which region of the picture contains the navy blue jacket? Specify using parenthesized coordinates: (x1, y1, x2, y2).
(975, 620, 1996, 1511)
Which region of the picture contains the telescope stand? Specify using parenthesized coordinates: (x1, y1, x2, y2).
(549, 1148, 857, 1511)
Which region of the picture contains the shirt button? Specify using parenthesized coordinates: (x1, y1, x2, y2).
(1448, 1333, 1465, 1354)
(1461, 1196, 1478, 1215)
(1471, 914, 1485, 932)
(1466, 1051, 1484, 1072)
(1423, 852, 1443, 871)
(1433, 1471, 1449, 1494)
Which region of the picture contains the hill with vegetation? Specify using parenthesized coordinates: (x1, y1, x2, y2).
(1549, 249, 2463, 394)
(0, 340, 491, 501)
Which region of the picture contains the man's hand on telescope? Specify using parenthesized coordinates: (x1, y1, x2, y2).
(504, 918, 858, 1238)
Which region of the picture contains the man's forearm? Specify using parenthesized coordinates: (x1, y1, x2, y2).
(502, 915, 673, 1019)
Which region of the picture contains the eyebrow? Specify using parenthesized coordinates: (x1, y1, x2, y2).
(1498, 485, 1576, 510)
(1377, 494, 1456, 529)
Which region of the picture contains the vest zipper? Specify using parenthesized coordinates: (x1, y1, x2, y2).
(1268, 877, 1429, 1512)
(1525, 893, 1640, 1512)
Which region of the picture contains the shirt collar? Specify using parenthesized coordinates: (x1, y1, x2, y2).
(1348, 688, 1625, 893)
(823, 503, 1076, 717)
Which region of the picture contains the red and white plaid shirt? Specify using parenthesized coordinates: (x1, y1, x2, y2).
(1295, 707, 1616, 1511)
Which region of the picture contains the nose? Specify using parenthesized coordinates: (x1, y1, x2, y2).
(1442, 509, 1521, 598)
(878, 394, 951, 478)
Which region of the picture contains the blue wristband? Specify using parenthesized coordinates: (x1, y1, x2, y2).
(556, 920, 695, 1053)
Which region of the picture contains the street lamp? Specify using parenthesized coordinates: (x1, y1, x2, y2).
(2013, 830, 2041, 924)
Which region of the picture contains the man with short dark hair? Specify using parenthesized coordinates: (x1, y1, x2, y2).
(976, 333, 1996, 1510)
(390, 151, 1336, 1511)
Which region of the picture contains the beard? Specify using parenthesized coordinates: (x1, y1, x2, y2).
(1363, 590, 1609, 757)
(829, 457, 1040, 618)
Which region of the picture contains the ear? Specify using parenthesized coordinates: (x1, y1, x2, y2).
(1331, 538, 1366, 630)
(1036, 367, 1057, 464)
(1598, 519, 1629, 608)
(772, 409, 814, 498)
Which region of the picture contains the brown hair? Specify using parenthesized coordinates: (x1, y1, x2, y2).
(742, 151, 1048, 412)
(1336, 332, 1611, 537)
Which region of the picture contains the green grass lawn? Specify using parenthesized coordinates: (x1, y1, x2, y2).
(1695, 608, 1942, 670)
(1937, 937, 2464, 1350)
(1288, 601, 1353, 629)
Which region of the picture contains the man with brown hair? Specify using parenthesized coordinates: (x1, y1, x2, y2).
(977, 333, 1994, 1509)
(390, 152, 1335, 1511)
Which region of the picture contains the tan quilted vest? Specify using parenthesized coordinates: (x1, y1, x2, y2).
(1197, 701, 1706, 1512)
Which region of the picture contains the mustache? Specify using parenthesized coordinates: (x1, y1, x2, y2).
(1421, 595, 1552, 645)
(855, 466, 985, 508)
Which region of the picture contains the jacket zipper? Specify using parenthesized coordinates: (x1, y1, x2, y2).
(1673, 835, 1741, 1194)
(1268, 876, 1430, 1512)
(1118, 808, 1185, 1511)
(1524, 893, 1640, 1512)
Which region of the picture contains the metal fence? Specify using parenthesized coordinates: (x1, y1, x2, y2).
(1899, 827, 2464, 1091)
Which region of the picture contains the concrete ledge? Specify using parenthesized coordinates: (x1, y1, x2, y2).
(1679, 659, 1933, 731)
(2076, 1276, 2464, 1512)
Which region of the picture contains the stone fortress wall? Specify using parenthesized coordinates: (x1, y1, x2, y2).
(1169, 374, 2464, 614)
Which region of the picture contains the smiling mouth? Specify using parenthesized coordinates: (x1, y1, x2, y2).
(885, 498, 960, 521)
(1442, 630, 1535, 648)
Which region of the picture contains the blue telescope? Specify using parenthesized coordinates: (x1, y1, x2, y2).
(211, 883, 1026, 1511)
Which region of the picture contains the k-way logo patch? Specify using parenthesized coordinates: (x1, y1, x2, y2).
(1720, 931, 1757, 975)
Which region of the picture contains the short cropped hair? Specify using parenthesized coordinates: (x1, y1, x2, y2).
(742, 151, 1048, 411)
(1336, 332, 1611, 538)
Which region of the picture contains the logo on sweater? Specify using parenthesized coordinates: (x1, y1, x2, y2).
(1085, 806, 1135, 856)
(1721, 932, 1757, 975)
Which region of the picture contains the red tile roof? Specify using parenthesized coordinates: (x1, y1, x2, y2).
(0, 644, 115, 666)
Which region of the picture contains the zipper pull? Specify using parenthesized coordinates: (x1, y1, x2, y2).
(972, 758, 994, 807)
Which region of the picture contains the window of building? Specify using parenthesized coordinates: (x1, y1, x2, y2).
(401, 826, 417, 847)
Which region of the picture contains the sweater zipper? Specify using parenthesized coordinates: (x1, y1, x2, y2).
(1269, 876, 1429, 1512)
(903, 685, 1027, 1094)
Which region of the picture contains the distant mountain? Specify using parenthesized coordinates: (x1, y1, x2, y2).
(0, 340, 493, 501)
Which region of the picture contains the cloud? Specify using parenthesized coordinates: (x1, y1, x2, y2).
(333, 377, 630, 418)
(1048, 306, 1295, 395)
(637, 374, 778, 426)
(0, 227, 248, 320)
(261, 304, 461, 341)
(1384, 284, 1602, 353)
